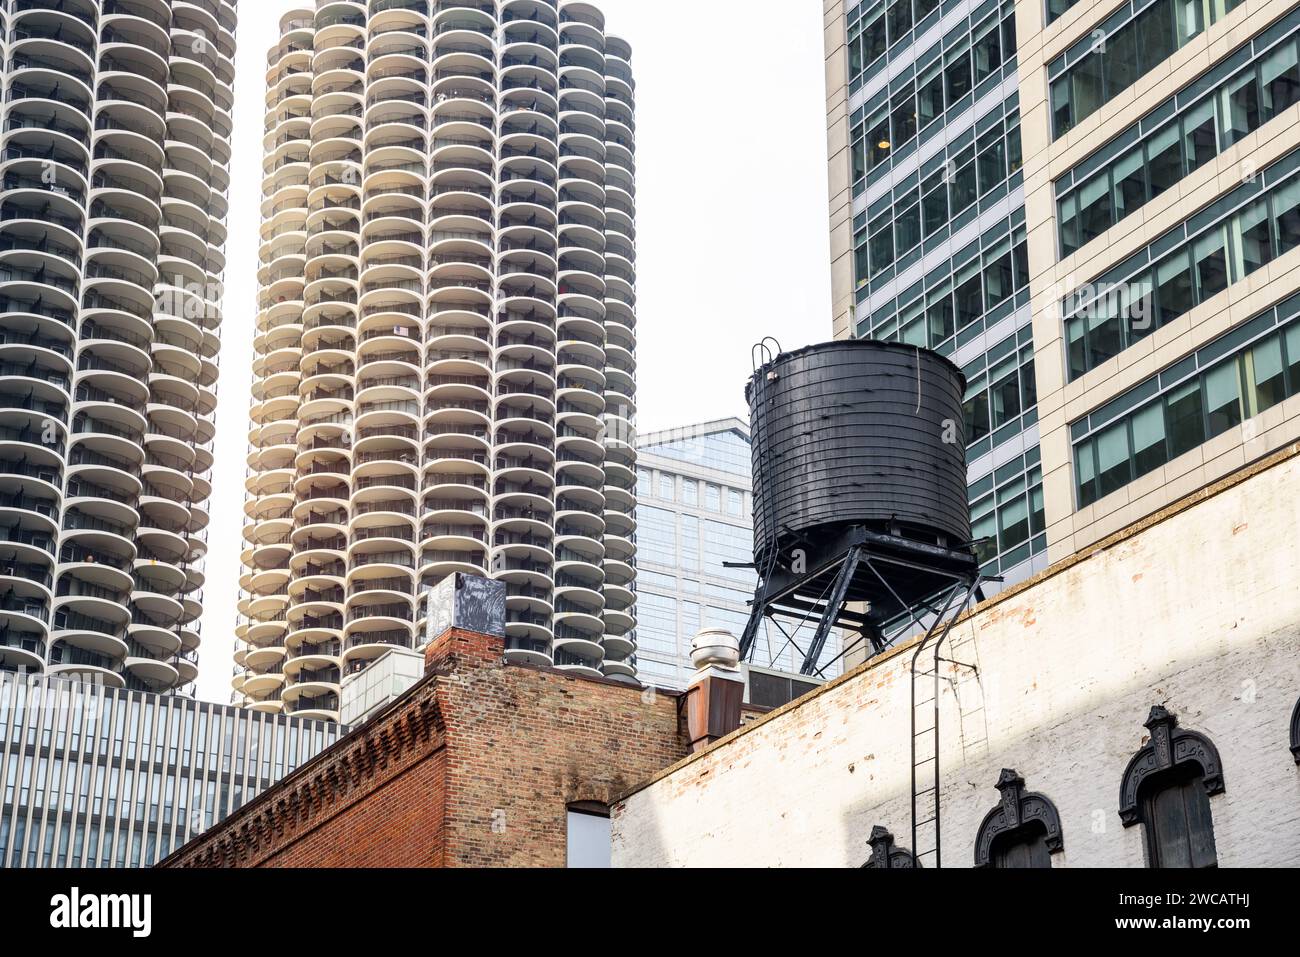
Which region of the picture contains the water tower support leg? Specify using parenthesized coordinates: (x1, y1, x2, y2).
(800, 545, 862, 676)
(738, 602, 766, 663)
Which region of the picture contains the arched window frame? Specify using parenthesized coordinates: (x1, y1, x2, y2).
(861, 825, 920, 868)
(973, 768, 1064, 868)
(1119, 705, 1225, 827)
(1290, 696, 1300, 764)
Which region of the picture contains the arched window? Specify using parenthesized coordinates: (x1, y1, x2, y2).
(973, 769, 1063, 868)
(1119, 705, 1225, 868)
(1290, 696, 1300, 764)
(861, 825, 919, 868)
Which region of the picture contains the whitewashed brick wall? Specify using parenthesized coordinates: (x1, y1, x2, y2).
(613, 451, 1300, 867)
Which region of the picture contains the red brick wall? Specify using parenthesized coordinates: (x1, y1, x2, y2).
(435, 631, 687, 867)
(259, 749, 448, 867)
(161, 628, 687, 868)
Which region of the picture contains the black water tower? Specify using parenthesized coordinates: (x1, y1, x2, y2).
(746, 339, 969, 570)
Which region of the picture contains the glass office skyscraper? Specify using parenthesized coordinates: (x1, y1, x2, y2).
(635, 419, 841, 691)
(827, 0, 1300, 665)
(828, 0, 1046, 609)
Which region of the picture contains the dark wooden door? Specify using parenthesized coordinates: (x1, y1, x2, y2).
(991, 825, 1052, 868)
(1142, 767, 1218, 868)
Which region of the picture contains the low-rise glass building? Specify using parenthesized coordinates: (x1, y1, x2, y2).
(0, 670, 344, 867)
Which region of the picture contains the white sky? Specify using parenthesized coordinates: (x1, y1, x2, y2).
(196, 0, 832, 703)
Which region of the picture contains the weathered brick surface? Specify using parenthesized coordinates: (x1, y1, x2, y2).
(612, 449, 1300, 867)
(434, 629, 687, 867)
(161, 629, 688, 868)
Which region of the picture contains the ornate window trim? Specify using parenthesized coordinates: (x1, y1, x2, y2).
(973, 769, 1064, 868)
(1119, 705, 1225, 827)
(1290, 696, 1300, 764)
(861, 825, 920, 869)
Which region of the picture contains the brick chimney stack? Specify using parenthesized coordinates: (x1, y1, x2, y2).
(422, 573, 507, 674)
(683, 629, 745, 752)
(424, 626, 504, 675)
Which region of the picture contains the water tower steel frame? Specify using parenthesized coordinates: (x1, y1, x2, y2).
(736, 338, 1001, 868)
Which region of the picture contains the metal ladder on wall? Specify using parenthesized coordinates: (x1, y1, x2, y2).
(909, 578, 987, 868)
(948, 626, 989, 765)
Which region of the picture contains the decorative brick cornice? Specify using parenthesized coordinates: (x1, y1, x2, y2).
(160, 679, 446, 868)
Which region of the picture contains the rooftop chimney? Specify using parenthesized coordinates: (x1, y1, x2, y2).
(684, 629, 744, 752)
(423, 573, 507, 674)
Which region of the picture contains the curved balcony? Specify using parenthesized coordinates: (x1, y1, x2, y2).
(283, 690, 340, 720)
(602, 629, 636, 659)
(601, 657, 635, 680)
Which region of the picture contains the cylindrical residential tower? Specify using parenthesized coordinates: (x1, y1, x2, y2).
(0, 0, 236, 692)
(237, 0, 638, 719)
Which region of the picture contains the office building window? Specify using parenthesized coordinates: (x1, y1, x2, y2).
(1046, 0, 1082, 24)
(704, 484, 720, 511)
(680, 515, 700, 572)
(639, 505, 676, 566)
(636, 593, 677, 655)
(1065, 151, 1300, 380)
(1073, 302, 1300, 506)
(963, 343, 1036, 448)
(1050, 0, 1242, 138)
(1058, 22, 1300, 256)
(681, 479, 698, 506)
(968, 449, 1045, 575)
(703, 520, 755, 584)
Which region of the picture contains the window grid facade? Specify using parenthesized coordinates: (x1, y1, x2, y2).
(1055, 9, 1300, 257)
(1063, 145, 1300, 381)
(1073, 295, 1300, 507)
(1049, 0, 1243, 138)
(634, 421, 841, 690)
(850, 2, 1018, 203)
(1021, 0, 1300, 560)
(962, 335, 1037, 462)
(839, 0, 1046, 601)
(846, 0, 946, 93)
(0, 670, 343, 868)
(855, 104, 1023, 287)
(969, 447, 1046, 576)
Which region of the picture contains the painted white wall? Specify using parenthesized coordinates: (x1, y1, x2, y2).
(613, 450, 1300, 867)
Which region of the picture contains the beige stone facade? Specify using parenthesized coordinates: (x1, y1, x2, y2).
(825, 0, 856, 341)
(1019, 0, 1300, 560)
